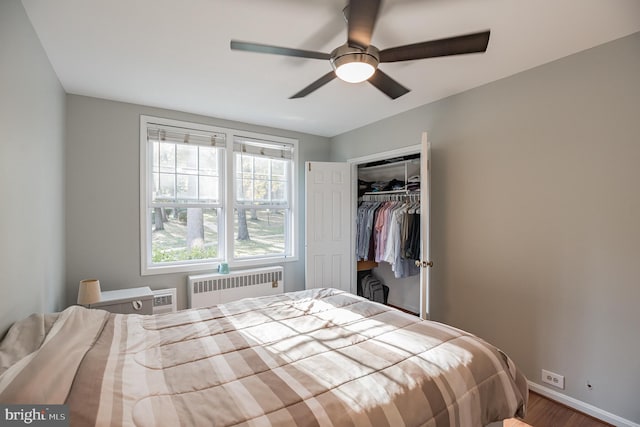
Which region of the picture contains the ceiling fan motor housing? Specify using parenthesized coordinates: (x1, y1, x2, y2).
(330, 44, 380, 73)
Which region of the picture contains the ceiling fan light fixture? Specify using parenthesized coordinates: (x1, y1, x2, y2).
(331, 44, 379, 83)
(335, 60, 376, 83)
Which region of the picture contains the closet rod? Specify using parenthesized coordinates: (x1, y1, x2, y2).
(363, 189, 418, 195)
(361, 192, 420, 202)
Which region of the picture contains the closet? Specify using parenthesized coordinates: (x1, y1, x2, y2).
(356, 154, 422, 315)
(305, 132, 430, 319)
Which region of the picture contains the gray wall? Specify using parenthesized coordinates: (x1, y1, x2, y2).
(65, 95, 331, 310)
(0, 0, 66, 337)
(331, 32, 640, 423)
(3, 1, 637, 419)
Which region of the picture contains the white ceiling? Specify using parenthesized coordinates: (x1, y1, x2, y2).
(21, 0, 640, 137)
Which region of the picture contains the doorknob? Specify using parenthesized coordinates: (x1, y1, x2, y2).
(415, 260, 434, 268)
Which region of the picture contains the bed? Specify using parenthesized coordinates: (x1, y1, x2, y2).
(0, 288, 527, 426)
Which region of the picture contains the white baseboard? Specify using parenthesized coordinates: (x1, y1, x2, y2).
(528, 381, 639, 427)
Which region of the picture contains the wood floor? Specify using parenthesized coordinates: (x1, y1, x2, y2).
(504, 392, 613, 427)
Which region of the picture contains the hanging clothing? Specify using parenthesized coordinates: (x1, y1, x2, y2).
(356, 198, 420, 278)
(356, 201, 383, 261)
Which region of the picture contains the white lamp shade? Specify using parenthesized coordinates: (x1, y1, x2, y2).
(335, 61, 376, 83)
(78, 279, 102, 305)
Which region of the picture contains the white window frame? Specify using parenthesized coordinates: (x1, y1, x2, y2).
(229, 131, 298, 268)
(140, 115, 298, 275)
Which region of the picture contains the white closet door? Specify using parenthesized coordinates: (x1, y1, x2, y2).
(419, 132, 432, 319)
(305, 162, 352, 292)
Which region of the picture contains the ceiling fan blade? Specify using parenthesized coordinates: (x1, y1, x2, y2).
(379, 30, 491, 63)
(347, 0, 381, 49)
(290, 71, 337, 99)
(230, 40, 330, 60)
(368, 69, 410, 99)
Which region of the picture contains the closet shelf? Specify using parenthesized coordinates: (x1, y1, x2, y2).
(358, 157, 420, 172)
(357, 260, 379, 271)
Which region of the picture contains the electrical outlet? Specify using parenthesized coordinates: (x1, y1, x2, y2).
(542, 369, 565, 389)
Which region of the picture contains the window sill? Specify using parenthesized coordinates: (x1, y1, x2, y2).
(141, 255, 298, 276)
(231, 255, 298, 270)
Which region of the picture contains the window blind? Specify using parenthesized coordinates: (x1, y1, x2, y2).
(147, 124, 226, 147)
(233, 136, 293, 160)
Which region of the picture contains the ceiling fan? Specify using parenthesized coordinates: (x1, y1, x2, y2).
(230, 0, 490, 100)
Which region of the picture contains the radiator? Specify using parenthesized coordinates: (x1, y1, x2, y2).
(188, 266, 284, 309)
(152, 288, 177, 314)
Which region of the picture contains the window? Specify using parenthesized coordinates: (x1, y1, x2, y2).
(233, 137, 294, 260)
(140, 116, 297, 274)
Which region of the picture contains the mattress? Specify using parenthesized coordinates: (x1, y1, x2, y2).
(0, 288, 527, 426)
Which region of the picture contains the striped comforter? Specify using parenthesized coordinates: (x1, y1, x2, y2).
(0, 288, 527, 426)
